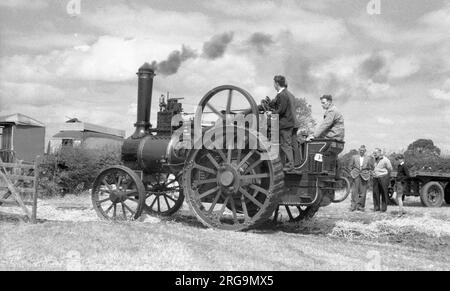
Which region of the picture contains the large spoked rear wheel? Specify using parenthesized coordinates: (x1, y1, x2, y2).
(92, 166, 145, 221)
(143, 172, 184, 216)
(183, 147, 284, 231)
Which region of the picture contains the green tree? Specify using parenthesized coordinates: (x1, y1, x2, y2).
(293, 97, 316, 135)
(406, 139, 441, 157)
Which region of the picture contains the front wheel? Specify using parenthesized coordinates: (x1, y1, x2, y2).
(92, 166, 146, 221)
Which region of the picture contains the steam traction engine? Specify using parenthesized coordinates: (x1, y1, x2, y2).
(91, 63, 350, 231)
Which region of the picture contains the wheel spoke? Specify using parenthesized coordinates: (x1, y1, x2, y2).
(208, 189, 222, 214)
(217, 196, 230, 219)
(238, 150, 256, 169)
(164, 179, 177, 187)
(122, 203, 136, 216)
(104, 203, 114, 215)
(241, 173, 270, 180)
(206, 153, 220, 169)
(97, 198, 110, 205)
(121, 203, 127, 219)
(249, 184, 270, 197)
(199, 186, 220, 199)
(113, 203, 117, 218)
(194, 163, 216, 175)
(165, 195, 177, 203)
(244, 159, 263, 174)
(149, 197, 157, 209)
(236, 149, 242, 164)
(226, 89, 233, 114)
(206, 103, 225, 120)
(102, 178, 113, 191)
(241, 196, 250, 221)
(117, 175, 123, 189)
(216, 150, 227, 162)
(285, 206, 294, 221)
(229, 197, 238, 223)
(157, 196, 161, 212)
(239, 187, 263, 208)
(163, 195, 171, 210)
(195, 178, 217, 186)
(227, 149, 232, 164)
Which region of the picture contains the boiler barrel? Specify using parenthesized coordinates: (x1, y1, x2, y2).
(122, 135, 171, 173)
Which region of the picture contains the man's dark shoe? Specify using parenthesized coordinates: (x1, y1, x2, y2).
(373, 208, 380, 212)
(349, 207, 356, 212)
(357, 207, 365, 212)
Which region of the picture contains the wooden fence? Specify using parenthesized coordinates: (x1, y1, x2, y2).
(0, 157, 39, 223)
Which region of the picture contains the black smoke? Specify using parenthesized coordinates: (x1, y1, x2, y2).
(151, 45, 197, 76)
(359, 53, 387, 82)
(248, 32, 274, 54)
(202, 32, 234, 60)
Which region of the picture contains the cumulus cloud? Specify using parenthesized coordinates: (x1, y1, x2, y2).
(0, 0, 47, 9)
(430, 89, 450, 101)
(0, 81, 64, 109)
(376, 117, 394, 125)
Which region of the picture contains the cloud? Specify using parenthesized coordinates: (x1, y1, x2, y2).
(387, 56, 420, 79)
(0, 0, 47, 9)
(202, 32, 234, 60)
(247, 32, 274, 54)
(376, 117, 394, 125)
(430, 89, 450, 101)
(0, 81, 64, 108)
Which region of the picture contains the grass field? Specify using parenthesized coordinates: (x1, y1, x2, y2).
(1, 192, 449, 270)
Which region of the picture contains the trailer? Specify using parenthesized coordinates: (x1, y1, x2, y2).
(389, 171, 450, 207)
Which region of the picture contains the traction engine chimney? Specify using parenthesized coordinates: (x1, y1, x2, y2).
(132, 63, 155, 139)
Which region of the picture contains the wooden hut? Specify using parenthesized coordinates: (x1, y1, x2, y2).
(0, 113, 45, 162)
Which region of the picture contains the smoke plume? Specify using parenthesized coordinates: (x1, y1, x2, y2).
(248, 32, 274, 54)
(151, 45, 197, 76)
(202, 32, 234, 60)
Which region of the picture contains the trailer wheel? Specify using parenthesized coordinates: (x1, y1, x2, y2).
(445, 183, 450, 205)
(420, 181, 444, 207)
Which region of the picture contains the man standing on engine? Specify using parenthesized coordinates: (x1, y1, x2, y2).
(268, 75, 296, 171)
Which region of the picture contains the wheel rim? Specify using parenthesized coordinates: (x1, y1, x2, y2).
(92, 167, 145, 221)
(427, 185, 441, 205)
(196, 85, 259, 127)
(144, 172, 184, 216)
(184, 148, 278, 231)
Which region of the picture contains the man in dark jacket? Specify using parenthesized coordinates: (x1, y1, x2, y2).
(349, 145, 374, 211)
(394, 154, 410, 216)
(269, 75, 296, 171)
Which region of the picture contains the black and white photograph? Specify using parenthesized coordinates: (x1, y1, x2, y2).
(0, 0, 449, 274)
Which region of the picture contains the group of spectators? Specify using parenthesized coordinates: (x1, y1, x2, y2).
(349, 146, 410, 216)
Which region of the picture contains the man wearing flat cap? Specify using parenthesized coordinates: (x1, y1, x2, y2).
(349, 145, 374, 211)
(307, 95, 345, 141)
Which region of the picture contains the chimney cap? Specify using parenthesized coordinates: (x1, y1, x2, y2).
(138, 63, 156, 74)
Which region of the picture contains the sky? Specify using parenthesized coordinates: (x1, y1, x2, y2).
(0, 0, 449, 154)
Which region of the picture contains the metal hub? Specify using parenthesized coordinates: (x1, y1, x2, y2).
(109, 191, 128, 203)
(219, 170, 235, 187)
